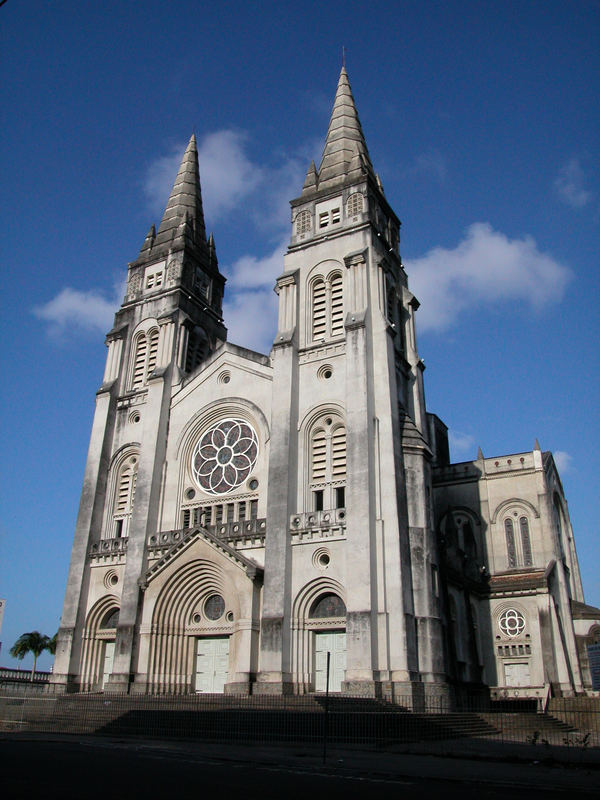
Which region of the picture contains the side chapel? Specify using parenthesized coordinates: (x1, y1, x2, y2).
(52, 68, 600, 699)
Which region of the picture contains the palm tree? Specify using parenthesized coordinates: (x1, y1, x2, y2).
(9, 631, 52, 680)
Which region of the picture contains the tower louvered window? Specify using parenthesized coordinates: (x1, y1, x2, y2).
(309, 418, 346, 511)
(112, 454, 138, 538)
(131, 327, 159, 389)
(330, 274, 344, 336)
(311, 271, 344, 342)
(312, 279, 327, 339)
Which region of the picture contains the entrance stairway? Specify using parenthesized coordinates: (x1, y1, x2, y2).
(0, 692, 585, 746)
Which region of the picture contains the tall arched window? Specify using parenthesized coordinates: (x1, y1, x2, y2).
(505, 518, 517, 568)
(520, 517, 533, 566)
(113, 454, 138, 538)
(309, 416, 346, 511)
(504, 514, 534, 568)
(311, 271, 344, 342)
(131, 327, 159, 389)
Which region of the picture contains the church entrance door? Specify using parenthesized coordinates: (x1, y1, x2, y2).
(101, 641, 115, 690)
(195, 636, 230, 693)
(314, 631, 346, 692)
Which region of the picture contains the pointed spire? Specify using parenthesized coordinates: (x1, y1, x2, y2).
(301, 161, 319, 195)
(152, 134, 207, 253)
(477, 446, 484, 461)
(534, 438, 541, 451)
(317, 67, 375, 191)
(138, 224, 156, 256)
(208, 232, 218, 270)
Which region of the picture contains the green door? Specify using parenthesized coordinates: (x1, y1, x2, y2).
(102, 640, 115, 690)
(195, 636, 230, 693)
(314, 631, 346, 692)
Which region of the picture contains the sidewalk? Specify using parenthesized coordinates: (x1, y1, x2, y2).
(3, 732, 599, 793)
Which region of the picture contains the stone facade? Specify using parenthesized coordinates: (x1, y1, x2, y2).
(52, 68, 599, 700)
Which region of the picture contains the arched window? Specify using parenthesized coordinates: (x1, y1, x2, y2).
(505, 518, 517, 568)
(346, 192, 363, 218)
(520, 517, 533, 566)
(504, 514, 534, 568)
(131, 327, 159, 389)
(113, 454, 138, 538)
(309, 416, 346, 511)
(311, 271, 344, 342)
(309, 593, 346, 619)
(295, 209, 312, 236)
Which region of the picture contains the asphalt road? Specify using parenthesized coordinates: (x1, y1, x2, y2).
(1, 739, 598, 800)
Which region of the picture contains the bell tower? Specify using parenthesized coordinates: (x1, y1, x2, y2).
(258, 67, 446, 699)
(53, 135, 227, 692)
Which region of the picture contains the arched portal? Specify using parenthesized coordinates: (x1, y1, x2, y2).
(292, 579, 346, 693)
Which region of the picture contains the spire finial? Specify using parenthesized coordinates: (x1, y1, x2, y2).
(151, 134, 207, 253)
(316, 67, 375, 191)
(342, 45, 346, 69)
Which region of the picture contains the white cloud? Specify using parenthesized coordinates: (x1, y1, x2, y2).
(449, 430, 476, 457)
(33, 284, 122, 338)
(222, 238, 287, 352)
(554, 158, 592, 208)
(144, 130, 263, 220)
(405, 223, 572, 332)
(553, 450, 572, 474)
(223, 286, 278, 354)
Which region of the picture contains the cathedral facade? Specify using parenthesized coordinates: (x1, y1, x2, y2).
(52, 69, 599, 700)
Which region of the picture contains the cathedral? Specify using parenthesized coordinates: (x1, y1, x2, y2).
(52, 68, 599, 701)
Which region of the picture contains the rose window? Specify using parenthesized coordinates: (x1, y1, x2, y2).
(499, 608, 525, 637)
(192, 419, 258, 495)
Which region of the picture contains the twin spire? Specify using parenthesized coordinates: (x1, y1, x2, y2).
(138, 134, 211, 261)
(302, 66, 376, 196)
(139, 66, 376, 260)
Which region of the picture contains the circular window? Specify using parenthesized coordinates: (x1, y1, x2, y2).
(317, 364, 333, 380)
(204, 594, 226, 621)
(186, 488, 196, 500)
(192, 613, 201, 624)
(248, 478, 259, 491)
(192, 419, 259, 495)
(226, 611, 234, 623)
(499, 608, 525, 637)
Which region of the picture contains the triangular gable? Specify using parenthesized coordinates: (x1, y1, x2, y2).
(141, 526, 263, 589)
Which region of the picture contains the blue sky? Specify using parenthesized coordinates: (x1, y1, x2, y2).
(1, 0, 598, 670)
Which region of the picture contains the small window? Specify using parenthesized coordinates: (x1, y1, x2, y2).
(319, 212, 329, 229)
(330, 207, 340, 224)
(335, 486, 345, 509)
(250, 499, 258, 519)
(314, 490, 324, 511)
